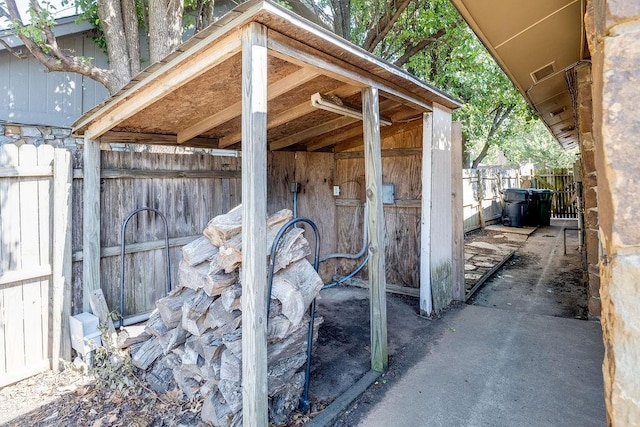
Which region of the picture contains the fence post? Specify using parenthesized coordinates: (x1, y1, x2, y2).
(477, 169, 485, 229)
(52, 148, 72, 370)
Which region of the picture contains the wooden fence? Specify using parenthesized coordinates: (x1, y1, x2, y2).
(0, 144, 72, 386)
(528, 168, 577, 218)
(462, 168, 519, 233)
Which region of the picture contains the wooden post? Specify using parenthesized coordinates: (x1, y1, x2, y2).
(241, 22, 269, 426)
(52, 149, 72, 370)
(477, 169, 485, 229)
(429, 103, 453, 313)
(362, 86, 388, 373)
(451, 122, 464, 301)
(420, 112, 433, 316)
(83, 136, 101, 312)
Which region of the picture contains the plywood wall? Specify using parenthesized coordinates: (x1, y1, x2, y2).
(335, 127, 423, 288)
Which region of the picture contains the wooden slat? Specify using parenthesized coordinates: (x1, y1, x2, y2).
(72, 235, 200, 262)
(83, 137, 101, 311)
(240, 22, 269, 426)
(332, 118, 423, 153)
(362, 87, 388, 373)
(342, 277, 420, 297)
(0, 265, 53, 287)
(451, 122, 464, 301)
(0, 166, 52, 178)
(178, 66, 320, 143)
(73, 168, 241, 180)
(100, 131, 219, 147)
(420, 113, 433, 316)
(219, 84, 361, 148)
(335, 147, 422, 159)
(82, 32, 242, 140)
(335, 198, 420, 208)
(52, 149, 73, 369)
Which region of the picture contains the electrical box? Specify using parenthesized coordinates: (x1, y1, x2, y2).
(69, 312, 102, 357)
(333, 185, 341, 196)
(382, 184, 395, 204)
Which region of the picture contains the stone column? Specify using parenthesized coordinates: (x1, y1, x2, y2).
(586, 0, 640, 424)
(575, 63, 600, 318)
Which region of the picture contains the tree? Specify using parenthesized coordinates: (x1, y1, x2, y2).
(0, 0, 210, 95)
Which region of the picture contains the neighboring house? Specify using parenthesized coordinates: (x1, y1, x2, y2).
(0, 16, 110, 128)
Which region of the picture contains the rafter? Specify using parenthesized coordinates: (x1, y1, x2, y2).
(270, 116, 358, 150)
(218, 83, 362, 148)
(177, 66, 320, 143)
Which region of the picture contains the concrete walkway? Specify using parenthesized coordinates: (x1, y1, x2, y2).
(346, 305, 605, 426)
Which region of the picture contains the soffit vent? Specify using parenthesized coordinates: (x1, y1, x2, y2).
(531, 62, 556, 83)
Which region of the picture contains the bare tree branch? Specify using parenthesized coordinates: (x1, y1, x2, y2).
(282, 0, 333, 32)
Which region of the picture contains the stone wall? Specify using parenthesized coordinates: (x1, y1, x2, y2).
(575, 64, 601, 319)
(585, 0, 640, 424)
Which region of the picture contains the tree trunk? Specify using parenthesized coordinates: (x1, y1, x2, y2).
(98, 0, 133, 91)
(148, 0, 184, 63)
(471, 103, 515, 168)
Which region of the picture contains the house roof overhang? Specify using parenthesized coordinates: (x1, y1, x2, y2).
(72, 0, 460, 153)
(450, 0, 589, 150)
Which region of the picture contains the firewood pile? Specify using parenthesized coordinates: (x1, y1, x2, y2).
(127, 206, 324, 426)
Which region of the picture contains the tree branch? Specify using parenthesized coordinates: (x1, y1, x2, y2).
(393, 28, 446, 67)
(362, 0, 412, 52)
(471, 103, 516, 168)
(282, 0, 333, 32)
(4, 0, 119, 93)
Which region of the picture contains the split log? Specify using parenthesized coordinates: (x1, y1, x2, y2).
(271, 227, 311, 273)
(88, 288, 117, 347)
(178, 260, 210, 291)
(173, 364, 202, 399)
(218, 379, 242, 413)
(157, 288, 196, 328)
(182, 290, 213, 336)
(220, 349, 241, 382)
(204, 298, 241, 330)
(203, 204, 243, 247)
(222, 330, 242, 358)
(212, 315, 242, 339)
(268, 353, 307, 395)
(117, 329, 150, 349)
(267, 315, 295, 340)
(204, 271, 237, 297)
(144, 353, 179, 393)
(275, 259, 324, 308)
(145, 310, 169, 337)
(270, 277, 305, 327)
(157, 327, 187, 354)
(217, 246, 242, 273)
(182, 236, 219, 266)
(268, 372, 305, 425)
(220, 284, 242, 312)
(268, 316, 323, 365)
(132, 336, 163, 369)
(202, 390, 234, 427)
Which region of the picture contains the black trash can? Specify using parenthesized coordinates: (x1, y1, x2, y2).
(504, 188, 529, 202)
(504, 201, 528, 227)
(536, 189, 554, 226)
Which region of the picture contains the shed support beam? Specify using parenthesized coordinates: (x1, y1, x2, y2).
(429, 103, 453, 313)
(83, 137, 101, 312)
(362, 86, 388, 373)
(420, 113, 433, 315)
(451, 121, 465, 301)
(240, 22, 269, 426)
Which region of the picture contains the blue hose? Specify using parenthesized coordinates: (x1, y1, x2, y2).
(322, 254, 370, 290)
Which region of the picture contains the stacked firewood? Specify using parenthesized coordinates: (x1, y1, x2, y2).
(128, 206, 324, 426)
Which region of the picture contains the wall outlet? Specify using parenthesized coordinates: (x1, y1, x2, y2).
(333, 185, 341, 196)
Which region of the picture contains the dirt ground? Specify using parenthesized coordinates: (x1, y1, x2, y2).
(0, 224, 587, 426)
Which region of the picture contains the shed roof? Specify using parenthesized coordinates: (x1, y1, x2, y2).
(72, 0, 460, 152)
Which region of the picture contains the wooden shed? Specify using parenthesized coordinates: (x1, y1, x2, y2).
(72, 0, 461, 423)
